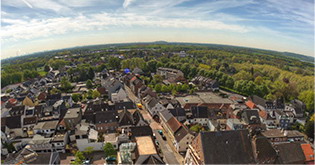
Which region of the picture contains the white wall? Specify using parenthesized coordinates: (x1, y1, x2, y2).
(76, 139, 104, 151)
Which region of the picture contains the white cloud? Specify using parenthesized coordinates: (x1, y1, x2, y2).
(1, 12, 249, 42)
(123, 0, 134, 8)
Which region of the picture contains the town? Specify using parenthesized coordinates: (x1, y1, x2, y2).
(1, 47, 314, 165)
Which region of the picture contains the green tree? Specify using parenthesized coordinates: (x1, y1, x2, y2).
(92, 90, 101, 99)
(84, 147, 94, 158)
(88, 67, 95, 80)
(50, 88, 61, 95)
(61, 77, 72, 92)
(154, 84, 162, 93)
(161, 85, 169, 93)
(108, 57, 121, 70)
(103, 143, 116, 157)
(190, 124, 204, 133)
(304, 114, 314, 139)
(44, 65, 50, 72)
(72, 151, 85, 165)
(86, 79, 93, 89)
(72, 93, 82, 103)
(233, 70, 253, 81)
(298, 90, 314, 113)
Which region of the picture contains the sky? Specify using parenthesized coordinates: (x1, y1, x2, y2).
(1, 0, 314, 59)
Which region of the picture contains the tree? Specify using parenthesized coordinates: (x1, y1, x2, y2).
(72, 151, 85, 165)
(161, 85, 169, 93)
(298, 90, 314, 113)
(108, 57, 121, 70)
(50, 88, 61, 95)
(88, 67, 95, 80)
(86, 79, 93, 89)
(254, 76, 264, 85)
(92, 90, 101, 99)
(154, 84, 162, 93)
(84, 147, 94, 158)
(233, 70, 253, 81)
(190, 124, 204, 133)
(304, 114, 314, 139)
(61, 77, 72, 92)
(72, 93, 82, 102)
(44, 65, 50, 72)
(103, 143, 116, 157)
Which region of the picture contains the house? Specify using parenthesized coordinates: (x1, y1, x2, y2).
(185, 130, 256, 164)
(94, 111, 119, 133)
(33, 120, 59, 137)
(300, 143, 315, 164)
(147, 99, 166, 118)
(138, 87, 156, 99)
(62, 95, 73, 108)
(241, 109, 261, 125)
(51, 132, 69, 153)
(129, 126, 153, 139)
(274, 142, 306, 164)
(191, 76, 219, 91)
(289, 99, 306, 118)
(188, 106, 209, 126)
(207, 119, 227, 131)
(132, 110, 148, 126)
(1, 116, 23, 138)
(117, 142, 137, 164)
(176, 92, 232, 110)
(114, 100, 136, 110)
(241, 109, 264, 132)
(111, 88, 128, 103)
(130, 77, 144, 96)
(173, 125, 194, 153)
(27, 134, 53, 152)
(169, 107, 186, 122)
(252, 136, 277, 164)
(226, 118, 244, 130)
(118, 108, 135, 127)
(163, 116, 194, 153)
(261, 129, 305, 144)
(157, 67, 185, 84)
(133, 67, 144, 75)
(9, 105, 25, 116)
(250, 95, 275, 111)
(102, 77, 123, 99)
(274, 110, 294, 129)
(73, 122, 104, 151)
(4, 147, 60, 165)
(63, 106, 82, 130)
(134, 136, 164, 164)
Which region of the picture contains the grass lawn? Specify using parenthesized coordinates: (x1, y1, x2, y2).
(38, 71, 47, 77)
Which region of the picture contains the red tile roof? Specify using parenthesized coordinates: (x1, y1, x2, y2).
(245, 100, 256, 109)
(167, 117, 182, 133)
(259, 110, 268, 120)
(8, 98, 17, 105)
(301, 143, 314, 162)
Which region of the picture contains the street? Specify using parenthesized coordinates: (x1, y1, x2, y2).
(154, 130, 180, 164)
(125, 85, 183, 164)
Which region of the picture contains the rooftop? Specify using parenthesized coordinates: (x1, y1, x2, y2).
(176, 92, 232, 106)
(64, 107, 80, 118)
(135, 136, 157, 155)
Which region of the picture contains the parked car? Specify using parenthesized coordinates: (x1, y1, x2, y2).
(155, 140, 160, 146)
(158, 130, 163, 135)
(162, 135, 167, 141)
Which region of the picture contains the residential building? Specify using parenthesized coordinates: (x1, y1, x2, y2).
(134, 136, 164, 164)
(185, 130, 256, 164)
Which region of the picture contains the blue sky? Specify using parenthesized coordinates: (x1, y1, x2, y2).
(1, 0, 314, 59)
